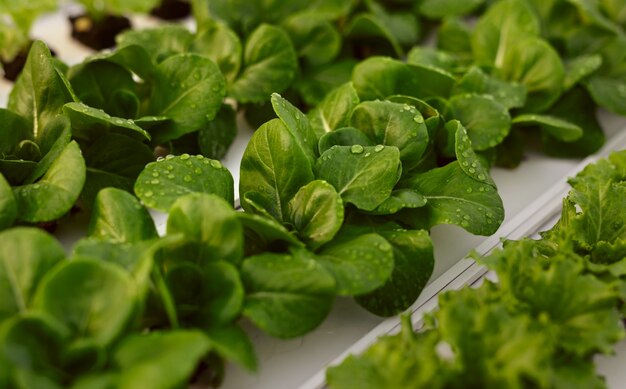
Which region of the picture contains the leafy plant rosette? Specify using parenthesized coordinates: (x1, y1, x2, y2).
(0, 41, 85, 230)
(326, 150, 626, 389)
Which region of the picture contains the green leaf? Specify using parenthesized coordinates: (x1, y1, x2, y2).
(8, 41, 74, 140)
(165, 260, 244, 327)
(113, 330, 211, 389)
(315, 145, 401, 211)
(353, 57, 455, 101)
(230, 24, 298, 103)
(241, 252, 335, 338)
(419, 0, 484, 18)
(116, 25, 193, 63)
(34, 259, 136, 346)
(198, 104, 237, 160)
(68, 61, 138, 118)
(513, 114, 583, 142)
(400, 161, 503, 236)
(23, 116, 72, 185)
(586, 75, 626, 115)
(240, 119, 314, 221)
(167, 193, 243, 265)
(564, 54, 602, 91)
(283, 13, 341, 66)
(135, 154, 234, 212)
(0, 313, 68, 382)
(449, 94, 511, 150)
(85, 45, 156, 81)
(317, 233, 394, 296)
(271, 93, 319, 164)
(367, 189, 427, 216)
(471, 0, 540, 66)
(88, 188, 157, 243)
(317, 127, 375, 155)
(191, 22, 242, 83)
(350, 100, 429, 171)
(286, 180, 344, 250)
(453, 66, 527, 110)
(0, 228, 65, 322)
(541, 87, 605, 158)
(308, 82, 360, 137)
(63, 102, 150, 143)
(81, 132, 154, 207)
(205, 324, 257, 371)
(0, 109, 31, 158)
(355, 229, 434, 316)
(0, 175, 17, 230)
(148, 53, 226, 142)
(297, 60, 357, 106)
(13, 141, 86, 223)
(236, 212, 304, 254)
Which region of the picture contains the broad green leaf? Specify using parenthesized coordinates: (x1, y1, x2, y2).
(113, 330, 211, 389)
(352, 57, 455, 101)
(345, 13, 404, 58)
(406, 47, 459, 73)
(167, 193, 243, 265)
(287, 180, 344, 250)
(81, 132, 154, 207)
(471, 0, 540, 66)
(355, 229, 434, 317)
(8, 41, 74, 140)
(419, 0, 484, 18)
(192, 22, 242, 83)
(241, 252, 335, 338)
(318, 127, 375, 155)
(350, 100, 429, 171)
(0, 175, 17, 230)
(564, 54, 602, 91)
(367, 189, 427, 215)
(0, 228, 65, 322)
(165, 260, 244, 327)
(437, 17, 472, 55)
(542, 87, 605, 158)
(63, 102, 150, 143)
(453, 66, 527, 109)
(315, 145, 401, 211)
(230, 24, 298, 103)
(587, 75, 626, 115)
(14, 141, 86, 223)
(449, 94, 511, 150)
(271, 93, 319, 164)
(148, 53, 226, 142)
(116, 25, 193, 63)
(135, 154, 234, 212)
(513, 114, 583, 142)
(72, 239, 155, 276)
(85, 44, 156, 81)
(240, 119, 314, 221)
(88, 188, 157, 243)
(68, 61, 138, 118)
(197, 104, 237, 160)
(308, 82, 360, 137)
(0, 109, 31, 158)
(0, 313, 68, 381)
(496, 35, 565, 113)
(34, 259, 136, 346)
(23, 116, 72, 185)
(205, 324, 257, 371)
(400, 161, 503, 236)
(236, 212, 304, 255)
(283, 13, 341, 66)
(297, 59, 357, 106)
(317, 233, 394, 296)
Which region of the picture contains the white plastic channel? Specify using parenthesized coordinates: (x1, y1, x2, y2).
(299, 129, 626, 389)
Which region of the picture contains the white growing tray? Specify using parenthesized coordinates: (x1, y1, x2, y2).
(2, 8, 626, 389)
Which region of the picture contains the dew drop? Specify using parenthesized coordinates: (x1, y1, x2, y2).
(167, 174, 175, 179)
(183, 175, 193, 182)
(166, 154, 175, 160)
(152, 172, 159, 177)
(210, 160, 223, 169)
(151, 179, 160, 184)
(374, 145, 384, 152)
(194, 168, 202, 174)
(180, 153, 190, 160)
(350, 145, 364, 154)
(144, 190, 154, 197)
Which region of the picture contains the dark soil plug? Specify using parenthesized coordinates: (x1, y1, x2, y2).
(69, 13, 131, 50)
(150, 0, 191, 20)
